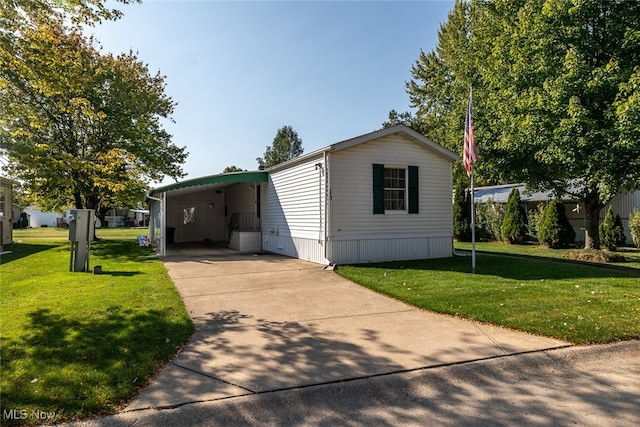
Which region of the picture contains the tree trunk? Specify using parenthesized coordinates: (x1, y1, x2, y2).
(583, 198, 604, 250)
(73, 192, 84, 210)
(84, 195, 107, 241)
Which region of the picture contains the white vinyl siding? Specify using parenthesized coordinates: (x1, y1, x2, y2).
(329, 134, 453, 241)
(328, 236, 453, 264)
(262, 154, 327, 263)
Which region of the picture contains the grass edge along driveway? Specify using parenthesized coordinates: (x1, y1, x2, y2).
(1, 229, 194, 426)
(336, 252, 639, 346)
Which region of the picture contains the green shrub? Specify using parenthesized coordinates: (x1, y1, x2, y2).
(501, 188, 527, 244)
(629, 209, 640, 249)
(599, 206, 616, 250)
(599, 207, 625, 250)
(538, 201, 561, 248)
(526, 203, 545, 242)
(538, 200, 575, 248)
(613, 214, 626, 247)
(476, 199, 503, 241)
(453, 180, 471, 241)
(557, 202, 576, 246)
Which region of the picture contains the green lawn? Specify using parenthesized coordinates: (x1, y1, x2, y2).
(337, 249, 640, 346)
(1, 228, 194, 425)
(455, 241, 640, 270)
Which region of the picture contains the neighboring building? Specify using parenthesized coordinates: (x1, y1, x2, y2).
(148, 125, 459, 264)
(23, 206, 60, 228)
(105, 207, 150, 227)
(0, 177, 16, 250)
(473, 183, 640, 243)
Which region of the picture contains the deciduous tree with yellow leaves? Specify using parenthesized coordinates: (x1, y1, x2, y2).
(1, 0, 187, 227)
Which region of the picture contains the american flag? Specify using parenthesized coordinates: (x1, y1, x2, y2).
(463, 88, 479, 176)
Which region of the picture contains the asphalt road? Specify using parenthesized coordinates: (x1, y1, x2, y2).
(62, 340, 639, 426)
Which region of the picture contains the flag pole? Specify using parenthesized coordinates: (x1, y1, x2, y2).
(464, 85, 478, 274)
(470, 170, 476, 274)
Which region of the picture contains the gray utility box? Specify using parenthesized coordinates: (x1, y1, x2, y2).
(69, 209, 95, 272)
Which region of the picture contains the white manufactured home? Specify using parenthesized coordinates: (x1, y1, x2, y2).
(148, 125, 459, 264)
(1, 176, 16, 249)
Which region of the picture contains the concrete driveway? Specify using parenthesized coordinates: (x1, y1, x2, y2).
(125, 253, 569, 411)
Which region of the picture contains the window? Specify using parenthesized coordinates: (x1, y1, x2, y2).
(0, 187, 5, 217)
(384, 167, 406, 211)
(182, 206, 196, 225)
(373, 164, 418, 214)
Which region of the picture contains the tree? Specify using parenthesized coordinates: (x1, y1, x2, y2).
(406, 0, 640, 249)
(256, 125, 303, 168)
(1, 0, 134, 51)
(452, 179, 471, 241)
(381, 110, 424, 133)
(629, 209, 640, 249)
(537, 201, 561, 249)
(477, 0, 640, 250)
(500, 188, 527, 244)
(613, 214, 626, 248)
(537, 200, 575, 249)
(476, 199, 503, 242)
(557, 202, 576, 247)
(0, 22, 187, 228)
(406, 0, 480, 185)
(223, 166, 245, 173)
(599, 207, 616, 251)
(599, 207, 625, 250)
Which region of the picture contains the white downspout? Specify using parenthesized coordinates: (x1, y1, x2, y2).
(323, 150, 330, 264)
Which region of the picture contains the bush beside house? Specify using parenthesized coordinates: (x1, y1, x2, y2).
(599, 206, 626, 250)
(537, 201, 575, 248)
(629, 209, 640, 249)
(453, 180, 472, 242)
(501, 188, 527, 244)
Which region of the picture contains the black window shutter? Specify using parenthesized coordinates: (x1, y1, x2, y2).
(373, 163, 384, 214)
(408, 166, 419, 214)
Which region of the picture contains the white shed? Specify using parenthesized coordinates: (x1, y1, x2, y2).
(23, 206, 59, 228)
(148, 125, 459, 264)
(262, 125, 458, 264)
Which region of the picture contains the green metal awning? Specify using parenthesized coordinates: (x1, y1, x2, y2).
(149, 171, 268, 196)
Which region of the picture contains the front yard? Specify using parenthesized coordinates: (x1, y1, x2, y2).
(337, 245, 639, 345)
(0, 228, 194, 425)
(2, 229, 639, 424)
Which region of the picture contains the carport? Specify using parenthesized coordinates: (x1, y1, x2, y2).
(147, 171, 268, 256)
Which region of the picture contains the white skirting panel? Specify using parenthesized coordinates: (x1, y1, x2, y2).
(262, 233, 328, 264)
(229, 231, 261, 252)
(327, 236, 453, 265)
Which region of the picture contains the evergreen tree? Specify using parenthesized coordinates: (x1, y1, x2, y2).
(453, 180, 471, 241)
(557, 203, 576, 247)
(613, 214, 626, 247)
(500, 188, 527, 244)
(599, 207, 625, 250)
(599, 207, 616, 250)
(629, 209, 640, 249)
(538, 201, 561, 248)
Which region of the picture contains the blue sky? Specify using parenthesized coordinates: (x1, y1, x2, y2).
(88, 0, 455, 185)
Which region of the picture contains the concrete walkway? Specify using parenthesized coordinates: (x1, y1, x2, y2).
(61, 253, 640, 426)
(126, 253, 568, 410)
